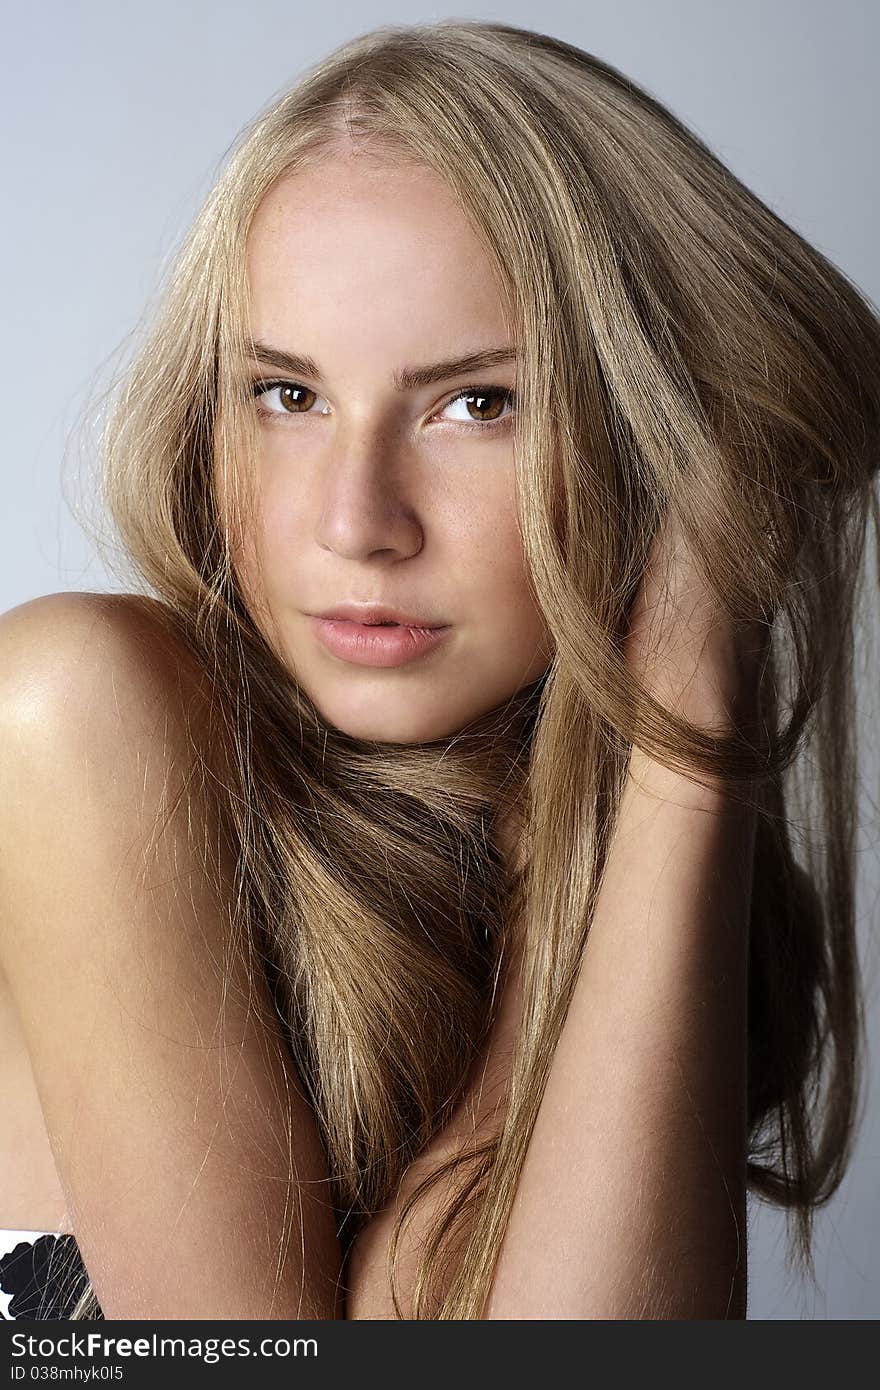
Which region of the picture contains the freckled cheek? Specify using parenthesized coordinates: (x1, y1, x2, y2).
(487, 500, 551, 642)
(260, 496, 300, 550)
(222, 478, 299, 624)
(451, 510, 545, 654)
(461, 502, 525, 595)
(250, 478, 308, 572)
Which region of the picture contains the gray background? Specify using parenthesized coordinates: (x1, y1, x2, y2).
(2, 0, 877, 1318)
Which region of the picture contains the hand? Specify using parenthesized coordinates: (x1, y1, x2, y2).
(621, 514, 770, 738)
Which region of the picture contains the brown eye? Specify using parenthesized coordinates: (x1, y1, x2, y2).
(440, 386, 515, 427)
(277, 383, 317, 413)
(466, 390, 505, 421)
(252, 379, 321, 417)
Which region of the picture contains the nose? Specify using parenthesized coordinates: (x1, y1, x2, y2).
(314, 420, 424, 562)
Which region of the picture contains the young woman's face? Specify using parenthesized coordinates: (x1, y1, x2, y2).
(236, 150, 554, 743)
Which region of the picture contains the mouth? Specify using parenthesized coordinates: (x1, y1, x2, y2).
(313, 604, 447, 628)
(308, 615, 452, 668)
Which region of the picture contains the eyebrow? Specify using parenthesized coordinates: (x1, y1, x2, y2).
(249, 340, 518, 392)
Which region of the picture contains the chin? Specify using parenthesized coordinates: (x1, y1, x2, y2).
(311, 695, 467, 747)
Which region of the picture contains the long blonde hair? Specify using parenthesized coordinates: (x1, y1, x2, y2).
(67, 20, 880, 1318)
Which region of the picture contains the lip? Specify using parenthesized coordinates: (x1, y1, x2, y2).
(308, 616, 452, 668)
(314, 602, 446, 627)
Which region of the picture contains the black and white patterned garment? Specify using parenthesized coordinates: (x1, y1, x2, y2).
(0, 1229, 104, 1320)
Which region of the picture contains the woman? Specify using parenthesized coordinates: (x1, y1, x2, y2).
(1, 19, 877, 1320)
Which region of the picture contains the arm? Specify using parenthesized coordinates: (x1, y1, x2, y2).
(484, 522, 765, 1319)
(0, 593, 343, 1320)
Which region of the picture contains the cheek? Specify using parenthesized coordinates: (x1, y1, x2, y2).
(241, 472, 303, 584)
(470, 500, 531, 604)
(212, 450, 281, 603)
(212, 469, 282, 633)
(465, 505, 551, 651)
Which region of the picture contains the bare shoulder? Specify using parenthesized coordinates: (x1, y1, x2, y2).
(0, 591, 343, 1317)
(0, 587, 230, 958)
(0, 590, 227, 821)
(0, 587, 188, 663)
(0, 590, 211, 754)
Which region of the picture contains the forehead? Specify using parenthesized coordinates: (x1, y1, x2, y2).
(245, 156, 513, 362)
(249, 153, 470, 254)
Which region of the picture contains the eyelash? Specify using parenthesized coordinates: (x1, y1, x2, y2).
(250, 378, 516, 431)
